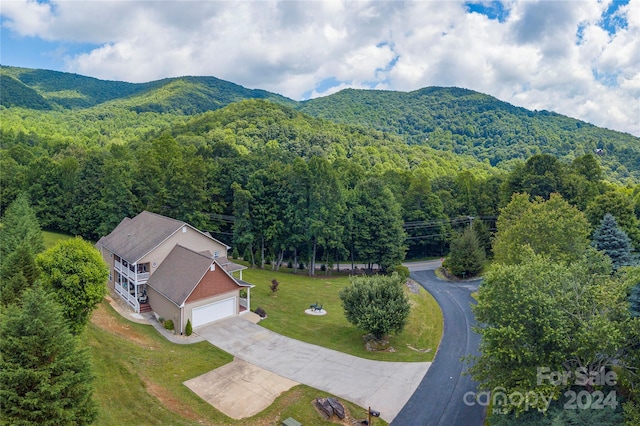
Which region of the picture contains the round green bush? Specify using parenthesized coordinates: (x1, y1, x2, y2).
(163, 319, 174, 331)
(392, 264, 410, 281)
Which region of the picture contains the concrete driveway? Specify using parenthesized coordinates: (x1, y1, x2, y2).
(184, 358, 298, 419)
(196, 316, 431, 423)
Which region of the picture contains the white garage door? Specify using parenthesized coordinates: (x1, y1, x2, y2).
(192, 297, 236, 327)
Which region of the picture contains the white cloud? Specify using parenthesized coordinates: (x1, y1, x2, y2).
(1, 0, 639, 136)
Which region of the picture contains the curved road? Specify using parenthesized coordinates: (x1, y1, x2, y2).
(392, 267, 486, 426)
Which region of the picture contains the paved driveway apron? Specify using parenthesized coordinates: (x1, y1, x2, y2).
(197, 317, 430, 423)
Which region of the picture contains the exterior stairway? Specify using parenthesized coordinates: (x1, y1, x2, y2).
(139, 303, 152, 313)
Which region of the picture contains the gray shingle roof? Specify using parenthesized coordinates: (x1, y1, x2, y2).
(97, 211, 186, 263)
(146, 245, 212, 307)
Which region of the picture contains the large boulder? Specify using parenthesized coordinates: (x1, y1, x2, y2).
(327, 397, 346, 419)
(314, 398, 334, 418)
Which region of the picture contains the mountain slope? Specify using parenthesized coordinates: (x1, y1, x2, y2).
(0, 66, 295, 112)
(1, 66, 638, 182)
(0, 74, 52, 109)
(298, 88, 640, 182)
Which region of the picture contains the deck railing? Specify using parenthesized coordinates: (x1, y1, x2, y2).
(114, 283, 141, 313)
(114, 260, 149, 283)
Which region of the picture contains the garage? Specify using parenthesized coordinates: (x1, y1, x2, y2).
(192, 297, 236, 327)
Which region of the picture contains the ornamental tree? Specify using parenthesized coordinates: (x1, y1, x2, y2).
(592, 213, 636, 270)
(339, 273, 410, 339)
(36, 238, 108, 335)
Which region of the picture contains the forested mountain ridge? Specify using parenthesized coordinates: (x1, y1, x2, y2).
(299, 87, 640, 182)
(2, 65, 637, 182)
(1, 66, 639, 268)
(0, 66, 295, 112)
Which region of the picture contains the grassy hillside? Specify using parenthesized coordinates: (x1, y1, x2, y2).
(87, 300, 376, 425)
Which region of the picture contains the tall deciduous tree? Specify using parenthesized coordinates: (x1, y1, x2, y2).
(402, 171, 450, 258)
(592, 213, 636, 270)
(306, 157, 345, 276)
(470, 249, 630, 414)
(351, 177, 406, 273)
(0, 287, 98, 425)
(231, 182, 255, 266)
(492, 193, 591, 265)
(339, 273, 410, 339)
(36, 238, 108, 335)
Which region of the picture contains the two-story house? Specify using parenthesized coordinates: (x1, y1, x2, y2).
(96, 211, 252, 334)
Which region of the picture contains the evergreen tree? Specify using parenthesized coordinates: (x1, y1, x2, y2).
(0, 243, 40, 306)
(472, 217, 492, 256)
(0, 287, 98, 425)
(592, 213, 636, 270)
(444, 227, 486, 278)
(586, 190, 640, 250)
(0, 193, 44, 260)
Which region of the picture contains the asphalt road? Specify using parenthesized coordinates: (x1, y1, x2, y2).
(391, 269, 486, 426)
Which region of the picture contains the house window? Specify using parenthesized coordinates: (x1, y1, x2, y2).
(182, 226, 187, 233)
(108, 272, 112, 282)
(213, 251, 220, 258)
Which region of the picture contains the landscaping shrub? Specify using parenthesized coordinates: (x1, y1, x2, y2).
(185, 319, 192, 336)
(254, 307, 267, 318)
(163, 319, 174, 331)
(270, 279, 279, 293)
(392, 264, 410, 281)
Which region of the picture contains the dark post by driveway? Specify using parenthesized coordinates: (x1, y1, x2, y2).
(392, 269, 486, 426)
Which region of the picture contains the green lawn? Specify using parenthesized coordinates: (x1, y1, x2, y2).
(42, 230, 74, 248)
(85, 300, 382, 425)
(237, 267, 443, 362)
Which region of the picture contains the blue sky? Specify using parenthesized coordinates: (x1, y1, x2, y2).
(1, 0, 639, 136)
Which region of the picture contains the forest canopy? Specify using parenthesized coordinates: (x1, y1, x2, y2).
(1, 66, 638, 270)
